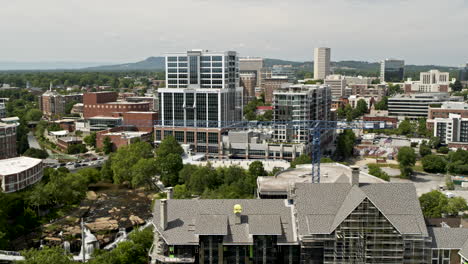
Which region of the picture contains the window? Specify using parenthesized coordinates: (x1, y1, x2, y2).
(212, 62, 222, 67)
(212, 56, 222, 61)
(168, 63, 177, 67)
(178, 56, 187, 62)
(186, 132, 194, 143)
(178, 63, 188, 67)
(208, 133, 218, 144)
(164, 131, 173, 138)
(197, 132, 206, 144)
(189, 56, 199, 85)
(201, 56, 211, 62)
(167, 57, 177, 62)
(155, 130, 161, 141)
(175, 131, 184, 142)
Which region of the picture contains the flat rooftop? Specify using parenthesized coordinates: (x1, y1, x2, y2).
(0, 157, 42, 175)
(257, 163, 386, 195)
(103, 131, 149, 138)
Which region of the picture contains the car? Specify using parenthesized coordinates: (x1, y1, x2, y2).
(84, 159, 90, 162)
(91, 157, 97, 161)
(97, 157, 104, 160)
(60, 163, 66, 167)
(74, 164, 81, 168)
(66, 162, 74, 166)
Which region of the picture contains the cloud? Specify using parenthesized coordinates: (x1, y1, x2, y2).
(0, 0, 466, 65)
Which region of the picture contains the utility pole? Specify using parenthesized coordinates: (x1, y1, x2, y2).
(81, 218, 85, 263)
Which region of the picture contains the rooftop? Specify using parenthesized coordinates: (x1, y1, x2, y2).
(153, 199, 296, 245)
(103, 131, 149, 138)
(257, 163, 386, 195)
(0, 157, 42, 175)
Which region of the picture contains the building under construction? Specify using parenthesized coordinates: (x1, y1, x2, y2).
(149, 167, 468, 263)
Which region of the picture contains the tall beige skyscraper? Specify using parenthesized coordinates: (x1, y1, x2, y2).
(314, 47, 331, 80)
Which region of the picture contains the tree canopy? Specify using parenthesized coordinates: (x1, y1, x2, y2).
(419, 191, 468, 218)
(421, 154, 447, 173)
(397, 147, 416, 178)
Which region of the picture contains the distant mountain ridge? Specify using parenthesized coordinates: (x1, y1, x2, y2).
(0, 57, 459, 73)
(83, 57, 458, 73)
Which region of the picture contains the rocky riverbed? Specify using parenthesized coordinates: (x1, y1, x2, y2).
(12, 183, 155, 252)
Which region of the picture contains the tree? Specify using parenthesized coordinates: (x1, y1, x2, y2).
(336, 130, 356, 159)
(249, 161, 266, 178)
(419, 144, 432, 157)
(83, 132, 97, 148)
(419, 190, 448, 218)
(446, 197, 468, 216)
(157, 153, 183, 187)
(131, 158, 158, 188)
(20, 246, 74, 264)
(290, 154, 312, 168)
(421, 154, 447, 173)
(155, 136, 184, 157)
(110, 141, 154, 185)
(355, 99, 368, 116)
(417, 118, 430, 137)
(367, 164, 390, 181)
(397, 147, 416, 178)
(24, 109, 43, 122)
(64, 100, 79, 114)
(450, 80, 463, 92)
(429, 136, 441, 149)
(388, 83, 403, 96)
(374, 96, 388, 110)
(103, 136, 113, 154)
(437, 146, 449, 154)
(23, 148, 49, 159)
(398, 119, 414, 136)
(67, 143, 87, 154)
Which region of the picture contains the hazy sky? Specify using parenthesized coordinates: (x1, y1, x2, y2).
(1, 0, 467, 66)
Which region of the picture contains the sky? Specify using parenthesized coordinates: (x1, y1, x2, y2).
(0, 0, 467, 66)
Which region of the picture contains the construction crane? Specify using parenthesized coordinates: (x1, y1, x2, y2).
(151, 119, 388, 183)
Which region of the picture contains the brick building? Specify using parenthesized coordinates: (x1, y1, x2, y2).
(262, 77, 290, 104)
(427, 102, 468, 131)
(0, 122, 17, 160)
(363, 110, 398, 128)
(39, 90, 83, 119)
(96, 127, 153, 151)
(122, 112, 158, 133)
(56, 137, 83, 152)
(83, 92, 150, 118)
(0, 157, 43, 193)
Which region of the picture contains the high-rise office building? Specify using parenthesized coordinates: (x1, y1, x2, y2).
(156, 50, 243, 155)
(324, 74, 346, 98)
(273, 84, 332, 145)
(380, 59, 405, 82)
(239, 57, 263, 87)
(0, 122, 16, 160)
(314, 47, 331, 80)
(239, 72, 257, 104)
(459, 63, 468, 81)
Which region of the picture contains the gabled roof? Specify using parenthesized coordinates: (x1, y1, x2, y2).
(294, 183, 428, 237)
(429, 227, 468, 249)
(154, 199, 296, 245)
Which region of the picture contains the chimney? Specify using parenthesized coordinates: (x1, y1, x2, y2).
(160, 199, 167, 230)
(166, 187, 174, 200)
(350, 166, 360, 186)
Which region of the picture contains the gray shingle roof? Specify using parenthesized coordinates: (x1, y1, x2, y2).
(428, 227, 468, 249)
(154, 199, 296, 245)
(249, 215, 282, 235)
(294, 183, 428, 236)
(195, 215, 228, 235)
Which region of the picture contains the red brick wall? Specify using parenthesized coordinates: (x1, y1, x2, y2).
(83, 92, 118, 104)
(429, 108, 468, 119)
(83, 102, 150, 118)
(122, 112, 157, 132)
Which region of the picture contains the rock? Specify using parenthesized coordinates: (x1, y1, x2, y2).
(87, 191, 98, 200)
(129, 215, 145, 225)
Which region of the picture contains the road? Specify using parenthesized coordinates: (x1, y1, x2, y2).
(27, 132, 52, 155)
